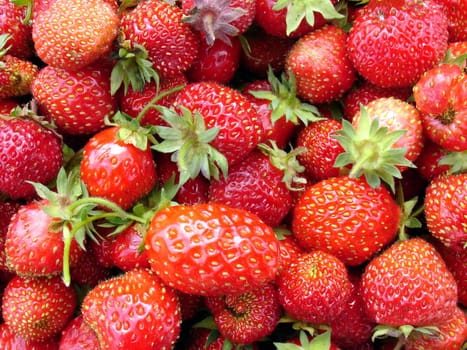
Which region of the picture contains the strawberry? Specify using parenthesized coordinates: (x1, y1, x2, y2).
(346, 0, 449, 88)
(0, 113, 63, 200)
(292, 176, 401, 266)
(69, 245, 112, 288)
(254, 0, 342, 38)
(414, 139, 452, 181)
(181, 0, 256, 45)
(277, 250, 352, 324)
(208, 144, 306, 227)
(413, 62, 467, 152)
(58, 315, 100, 350)
(186, 36, 241, 84)
(144, 202, 280, 296)
(0, 98, 19, 114)
(0, 323, 60, 350)
(80, 124, 158, 210)
(32, 0, 119, 71)
(81, 268, 181, 350)
(285, 24, 357, 104)
(275, 228, 305, 279)
(185, 327, 259, 350)
(424, 173, 467, 251)
(0, 0, 33, 59)
(177, 291, 204, 321)
(437, 0, 467, 42)
(205, 283, 282, 344)
(31, 63, 118, 135)
(2, 275, 77, 342)
(0, 201, 19, 273)
(360, 237, 458, 327)
(295, 118, 345, 181)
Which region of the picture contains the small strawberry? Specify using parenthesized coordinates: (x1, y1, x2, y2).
(277, 250, 352, 324)
(285, 24, 357, 104)
(360, 237, 458, 327)
(414, 139, 452, 181)
(2, 275, 77, 343)
(346, 0, 449, 88)
(58, 315, 100, 350)
(0, 323, 60, 350)
(205, 283, 282, 344)
(32, 0, 119, 71)
(144, 203, 280, 296)
(81, 268, 181, 350)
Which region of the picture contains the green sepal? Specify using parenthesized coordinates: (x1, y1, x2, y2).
(439, 150, 467, 174)
(10, 0, 33, 24)
(0, 34, 12, 57)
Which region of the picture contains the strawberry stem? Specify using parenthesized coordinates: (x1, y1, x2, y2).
(136, 84, 185, 122)
(62, 225, 73, 286)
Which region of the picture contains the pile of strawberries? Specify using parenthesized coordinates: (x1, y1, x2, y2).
(0, 0, 466, 349)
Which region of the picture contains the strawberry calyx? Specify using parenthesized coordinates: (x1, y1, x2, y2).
(9, 0, 33, 24)
(272, 0, 344, 36)
(333, 105, 415, 192)
(182, 0, 247, 46)
(438, 150, 467, 175)
(248, 67, 324, 126)
(257, 141, 307, 191)
(273, 316, 332, 350)
(0, 34, 12, 58)
(372, 324, 441, 350)
(152, 104, 229, 186)
(395, 183, 423, 241)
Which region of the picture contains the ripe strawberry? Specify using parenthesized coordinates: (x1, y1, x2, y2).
(69, 245, 112, 288)
(58, 315, 100, 350)
(208, 144, 305, 227)
(414, 139, 452, 181)
(31, 63, 118, 135)
(405, 305, 467, 350)
(277, 250, 352, 324)
(0, 114, 63, 199)
(275, 229, 305, 278)
(360, 237, 458, 327)
(285, 24, 357, 104)
(182, 0, 256, 45)
(80, 125, 158, 210)
(185, 327, 259, 350)
(186, 36, 241, 84)
(437, 0, 467, 42)
(0, 98, 19, 114)
(0, 201, 19, 272)
(413, 62, 467, 152)
(0, 0, 33, 59)
(346, 0, 449, 88)
(0, 323, 60, 350)
(81, 268, 181, 350)
(205, 283, 282, 344)
(292, 176, 401, 266)
(295, 118, 345, 181)
(255, 0, 342, 38)
(144, 203, 280, 296)
(32, 0, 119, 71)
(424, 173, 466, 251)
(2, 275, 77, 342)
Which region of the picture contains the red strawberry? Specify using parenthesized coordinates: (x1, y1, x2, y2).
(69, 245, 112, 288)
(360, 237, 458, 327)
(177, 291, 204, 321)
(80, 125, 158, 210)
(0, 98, 19, 114)
(185, 327, 259, 350)
(2, 275, 77, 342)
(275, 229, 305, 279)
(58, 315, 100, 350)
(414, 139, 451, 181)
(437, 0, 467, 42)
(295, 118, 345, 181)
(81, 268, 181, 350)
(182, 0, 256, 45)
(285, 24, 357, 104)
(32, 0, 119, 71)
(346, 0, 449, 88)
(424, 173, 466, 251)
(144, 203, 280, 296)
(0, 323, 59, 350)
(0, 114, 63, 199)
(292, 176, 401, 266)
(0, 0, 33, 59)
(0, 201, 19, 272)
(205, 283, 282, 344)
(277, 250, 352, 324)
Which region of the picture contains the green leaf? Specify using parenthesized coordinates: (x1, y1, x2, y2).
(309, 329, 331, 350)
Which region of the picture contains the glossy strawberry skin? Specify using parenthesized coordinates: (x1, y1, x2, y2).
(174, 81, 264, 166)
(424, 173, 467, 251)
(144, 203, 280, 296)
(0, 117, 63, 199)
(360, 237, 458, 327)
(0, 54, 38, 99)
(2, 275, 77, 343)
(32, 0, 119, 71)
(285, 24, 356, 104)
(277, 250, 352, 324)
(292, 176, 401, 266)
(81, 268, 181, 350)
(120, 0, 199, 79)
(0, 323, 59, 350)
(31, 63, 118, 135)
(0, 0, 33, 59)
(58, 315, 100, 350)
(80, 126, 158, 210)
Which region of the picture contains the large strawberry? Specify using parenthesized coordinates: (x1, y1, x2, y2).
(285, 24, 356, 104)
(144, 203, 280, 296)
(346, 0, 449, 88)
(81, 268, 181, 350)
(2, 275, 77, 343)
(32, 0, 119, 71)
(360, 237, 458, 327)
